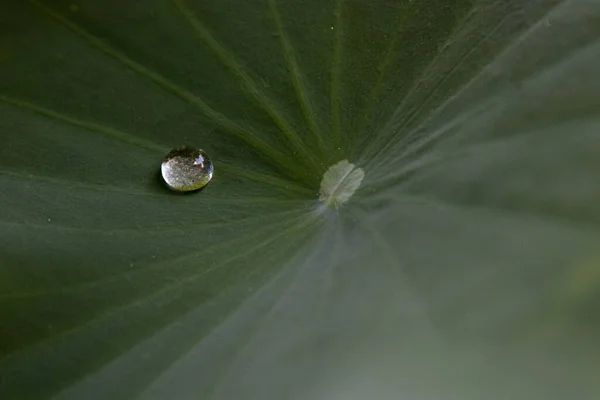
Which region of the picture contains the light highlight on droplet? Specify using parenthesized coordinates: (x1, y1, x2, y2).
(161, 146, 214, 192)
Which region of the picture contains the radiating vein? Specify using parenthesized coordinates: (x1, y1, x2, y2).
(266, 0, 327, 160)
(366, 13, 596, 181)
(364, 13, 509, 172)
(366, 0, 569, 173)
(364, 107, 600, 194)
(3, 214, 319, 358)
(0, 94, 167, 153)
(207, 221, 326, 399)
(0, 211, 312, 302)
(217, 163, 315, 196)
(26, 0, 295, 173)
(0, 207, 305, 237)
(327, 217, 345, 283)
(173, 0, 322, 171)
(365, 96, 498, 181)
(0, 95, 311, 193)
(386, 0, 570, 151)
(351, 1, 413, 147)
(358, 6, 480, 170)
(350, 208, 441, 341)
(354, 5, 478, 163)
(407, 0, 570, 134)
(0, 165, 310, 199)
(329, 0, 344, 151)
(139, 223, 319, 400)
(367, 193, 600, 234)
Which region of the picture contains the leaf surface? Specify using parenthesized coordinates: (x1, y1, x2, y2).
(1, 0, 600, 399)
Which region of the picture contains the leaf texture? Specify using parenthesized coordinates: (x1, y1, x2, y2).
(1, 0, 600, 399)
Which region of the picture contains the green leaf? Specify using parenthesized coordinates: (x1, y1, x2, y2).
(1, 0, 600, 399)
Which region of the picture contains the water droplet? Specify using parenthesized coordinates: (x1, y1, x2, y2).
(161, 146, 214, 192)
(319, 159, 365, 208)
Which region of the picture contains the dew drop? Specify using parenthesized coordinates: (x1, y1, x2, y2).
(161, 146, 214, 192)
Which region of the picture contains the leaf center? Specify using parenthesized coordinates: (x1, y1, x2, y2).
(319, 159, 365, 208)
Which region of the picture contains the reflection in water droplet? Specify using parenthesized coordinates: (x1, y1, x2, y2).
(161, 146, 214, 192)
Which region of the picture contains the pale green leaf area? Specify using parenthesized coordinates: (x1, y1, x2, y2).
(1, 0, 600, 399)
(319, 159, 364, 208)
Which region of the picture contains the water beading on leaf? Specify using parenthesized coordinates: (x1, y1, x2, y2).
(161, 146, 214, 192)
(1, 0, 600, 399)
